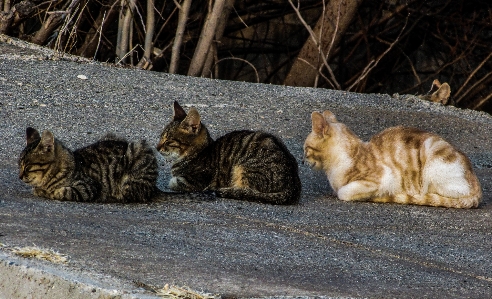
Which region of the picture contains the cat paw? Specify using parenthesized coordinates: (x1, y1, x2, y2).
(215, 187, 235, 198)
(169, 176, 193, 191)
(168, 177, 181, 190)
(33, 188, 49, 198)
(53, 187, 72, 201)
(52, 189, 65, 200)
(202, 189, 216, 196)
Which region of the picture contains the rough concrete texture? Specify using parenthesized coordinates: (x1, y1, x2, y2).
(0, 37, 491, 298)
(0, 252, 159, 299)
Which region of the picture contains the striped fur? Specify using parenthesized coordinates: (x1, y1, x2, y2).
(304, 110, 482, 208)
(156, 101, 301, 205)
(19, 128, 158, 203)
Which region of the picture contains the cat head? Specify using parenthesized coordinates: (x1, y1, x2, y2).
(18, 127, 57, 187)
(419, 79, 451, 105)
(156, 101, 211, 160)
(304, 110, 356, 171)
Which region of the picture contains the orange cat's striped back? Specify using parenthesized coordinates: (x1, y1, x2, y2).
(304, 110, 482, 208)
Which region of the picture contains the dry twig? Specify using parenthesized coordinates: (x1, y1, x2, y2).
(212, 56, 259, 83)
(347, 15, 409, 91)
(455, 51, 492, 103)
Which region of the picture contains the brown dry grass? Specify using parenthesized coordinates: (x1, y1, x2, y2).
(155, 284, 219, 299)
(11, 245, 69, 264)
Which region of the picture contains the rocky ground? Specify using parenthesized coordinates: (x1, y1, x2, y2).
(0, 35, 491, 298)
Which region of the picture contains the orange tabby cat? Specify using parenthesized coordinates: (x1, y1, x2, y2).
(304, 110, 482, 208)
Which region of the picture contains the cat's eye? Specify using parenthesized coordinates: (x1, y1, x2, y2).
(305, 146, 319, 153)
(165, 140, 180, 148)
(24, 163, 48, 173)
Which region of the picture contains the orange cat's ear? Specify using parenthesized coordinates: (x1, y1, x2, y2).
(173, 101, 187, 121)
(311, 112, 328, 136)
(181, 107, 201, 134)
(39, 130, 55, 153)
(26, 127, 40, 145)
(322, 110, 337, 123)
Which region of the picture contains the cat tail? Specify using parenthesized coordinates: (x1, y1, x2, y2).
(215, 186, 301, 205)
(119, 140, 159, 203)
(386, 193, 481, 209)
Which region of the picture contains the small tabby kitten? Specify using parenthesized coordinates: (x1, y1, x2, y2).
(19, 127, 158, 203)
(304, 110, 482, 208)
(418, 79, 451, 105)
(156, 101, 301, 204)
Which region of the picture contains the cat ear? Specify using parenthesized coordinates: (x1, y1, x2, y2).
(432, 82, 451, 104)
(432, 79, 442, 89)
(39, 130, 55, 153)
(322, 110, 337, 123)
(181, 107, 201, 134)
(173, 101, 187, 121)
(26, 127, 40, 145)
(311, 112, 328, 136)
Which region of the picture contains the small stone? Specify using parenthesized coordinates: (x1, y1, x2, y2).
(77, 75, 88, 80)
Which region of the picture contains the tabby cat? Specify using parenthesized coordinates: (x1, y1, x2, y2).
(418, 79, 451, 105)
(19, 127, 158, 203)
(156, 101, 301, 204)
(303, 110, 482, 208)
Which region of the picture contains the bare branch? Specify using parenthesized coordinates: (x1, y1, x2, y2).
(137, 0, 155, 68)
(188, 0, 227, 77)
(471, 92, 492, 110)
(77, 0, 118, 58)
(93, 11, 106, 60)
(117, 0, 137, 63)
(172, 0, 182, 11)
(455, 51, 492, 102)
(117, 43, 143, 64)
(288, 0, 339, 88)
(29, 0, 81, 45)
(169, 0, 191, 74)
(201, 0, 235, 77)
(347, 16, 408, 91)
(231, 4, 247, 28)
(213, 57, 259, 83)
(299, 58, 336, 89)
(153, 5, 178, 44)
(455, 72, 492, 105)
(401, 51, 421, 85)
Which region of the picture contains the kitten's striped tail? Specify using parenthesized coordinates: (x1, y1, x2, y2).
(216, 186, 301, 205)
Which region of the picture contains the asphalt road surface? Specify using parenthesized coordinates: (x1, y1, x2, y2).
(0, 37, 491, 298)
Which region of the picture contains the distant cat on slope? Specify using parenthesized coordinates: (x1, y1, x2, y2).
(19, 127, 158, 203)
(303, 110, 481, 208)
(156, 101, 301, 204)
(418, 79, 451, 105)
